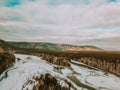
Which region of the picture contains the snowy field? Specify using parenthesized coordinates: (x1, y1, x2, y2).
(0, 54, 120, 90)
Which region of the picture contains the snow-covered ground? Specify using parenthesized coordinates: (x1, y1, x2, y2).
(0, 54, 120, 90)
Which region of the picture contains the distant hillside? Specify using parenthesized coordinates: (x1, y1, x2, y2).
(0, 39, 15, 51)
(61, 44, 102, 51)
(0, 39, 27, 52)
(8, 42, 63, 51)
(8, 41, 102, 51)
(0, 39, 102, 52)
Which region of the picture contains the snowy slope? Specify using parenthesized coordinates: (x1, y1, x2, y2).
(0, 54, 120, 90)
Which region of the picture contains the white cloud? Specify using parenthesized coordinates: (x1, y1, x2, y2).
(0, 0, 120, 49)
(0, 0, 120, 27)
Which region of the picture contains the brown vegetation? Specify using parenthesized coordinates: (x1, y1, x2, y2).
(0, 47, 4, 53)
(41, 54, 71, 67)
(76, 57, 120, 76)
(22, 73, 77, 90)
(23, 51, 120, 76)
(0, 52, 15, 74)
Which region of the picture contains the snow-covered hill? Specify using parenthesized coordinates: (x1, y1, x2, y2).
(0, 54, 120, 90)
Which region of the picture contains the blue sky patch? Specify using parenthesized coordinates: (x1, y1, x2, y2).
(6, 0, 21, 7)
(47, 0, 90, 5)
(108, 0, 117, 3)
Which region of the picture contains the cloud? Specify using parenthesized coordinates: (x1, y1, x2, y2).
(1, 0, 120, 26)
(0, 0, 120, 49)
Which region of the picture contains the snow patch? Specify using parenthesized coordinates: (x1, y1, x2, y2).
(0, 54, 120, 90)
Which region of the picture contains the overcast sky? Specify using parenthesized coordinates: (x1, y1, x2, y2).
(0, 0, 120, 50)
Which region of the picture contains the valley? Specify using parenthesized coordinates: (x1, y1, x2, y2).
(0, 39, 120, 90)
